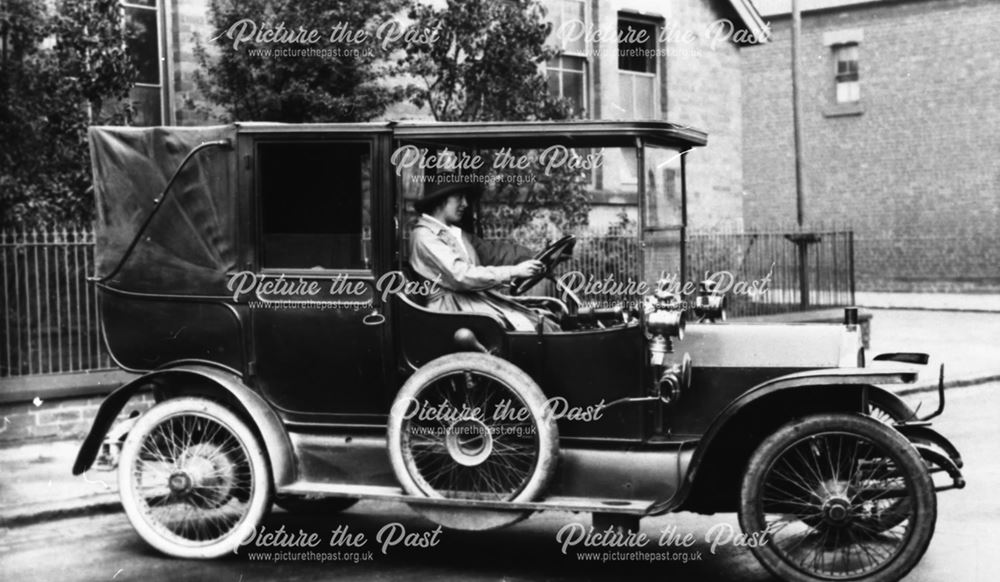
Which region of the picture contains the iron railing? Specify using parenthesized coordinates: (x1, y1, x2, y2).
(483, 226, 855, 317)
(1, 228, 112, 377)
(686, 229, 855, 317)
(1, 225, 855, 379)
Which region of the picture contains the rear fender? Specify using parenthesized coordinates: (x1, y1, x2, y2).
(73, 364, 294, 487)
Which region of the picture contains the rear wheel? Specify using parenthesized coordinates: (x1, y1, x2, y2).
(739, 413, 936, 582)
(387, 353, 558, 530)
(118, 397, 272, 558)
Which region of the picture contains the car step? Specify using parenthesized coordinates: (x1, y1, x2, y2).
(277, 482, 655, 515)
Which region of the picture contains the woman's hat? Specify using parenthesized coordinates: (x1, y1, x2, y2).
(413, 183, 480, 214)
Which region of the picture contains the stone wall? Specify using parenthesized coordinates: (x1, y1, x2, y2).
(0, 393, 152, 445)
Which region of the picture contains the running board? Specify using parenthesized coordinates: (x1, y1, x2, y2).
(277, 482, 654, 515)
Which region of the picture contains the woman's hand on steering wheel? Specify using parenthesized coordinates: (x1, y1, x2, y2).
(510, 235, 576, 296)
(512, 260, 545, 279)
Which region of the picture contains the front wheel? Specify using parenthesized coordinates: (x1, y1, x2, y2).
(739, 413, 936, 582)
(118, 397, 272, 558)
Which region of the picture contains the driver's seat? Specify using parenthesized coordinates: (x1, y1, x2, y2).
(400, 262, 429, 308)
(398, 263, 566, 332)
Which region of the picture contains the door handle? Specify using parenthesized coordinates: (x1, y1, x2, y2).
(363, 308, 385, 326)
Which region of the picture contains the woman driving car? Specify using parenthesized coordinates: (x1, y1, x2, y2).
(408, 183, 559, 332)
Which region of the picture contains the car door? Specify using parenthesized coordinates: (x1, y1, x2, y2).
(247, 136, 388, 422)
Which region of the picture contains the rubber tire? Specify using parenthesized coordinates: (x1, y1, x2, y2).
(739, 413, 936, 582)
(387, 352, 558, 530)
(118, 397, 272, 559)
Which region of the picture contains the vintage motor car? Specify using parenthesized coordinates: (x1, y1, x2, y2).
(74, 120, 964, 582)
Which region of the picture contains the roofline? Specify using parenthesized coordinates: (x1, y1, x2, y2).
(234, 121, 393, 134)
(391, 120, 707, 147)
(230, 120, 707, 148)
(756, 0, 919, 18)
(90, 120, 708, 148)
(727, 0, 772, 42)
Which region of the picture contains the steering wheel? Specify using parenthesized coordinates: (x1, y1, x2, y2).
(510, 235, 576, 296)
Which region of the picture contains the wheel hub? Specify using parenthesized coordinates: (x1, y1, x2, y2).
(168, 471, 193, 494)
(445, 418, 494, 467)
(173, 443, 237, 507)
(821, 495, 852, 525)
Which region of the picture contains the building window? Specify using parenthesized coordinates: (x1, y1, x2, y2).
(617, 15, 658, 119)
(545, 0, 589, 116)
(618, 18, 656, 73)
(123, 0, 167, 125)
(834, 43, 860, 103)
(547, 56, 586, 114)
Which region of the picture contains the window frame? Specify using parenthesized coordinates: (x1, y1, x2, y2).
(616, 13, 661, 121)
(544, 0, 591, 117)
(616, 16, 657, 74)
(833, 42, 860, 104)
(254, 138, 376, 276)
(546, 54, 588, 115)
(822, 29, 864, 115)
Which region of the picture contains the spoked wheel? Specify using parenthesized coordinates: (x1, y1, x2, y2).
(388, 353, 558, 530)
(862, 403, 913, 532)
(798, 404, 912, 532)
(866, 403, 897, 425)
(740, 414, 936, 582)
(118, 397, 272, 558)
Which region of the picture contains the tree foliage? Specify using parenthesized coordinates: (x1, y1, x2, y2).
(0, 0, 135, 227)
(401, 0, 589, 233)
(195, 0, 408, 122)
(401, 0, 571, 122)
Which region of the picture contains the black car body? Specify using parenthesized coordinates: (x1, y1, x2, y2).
(75, 121, 964, 581)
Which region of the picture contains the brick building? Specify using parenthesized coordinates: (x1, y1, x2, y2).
(127, 0, 766, 231)
(535, 0, 765, 230)
(742, 0, 1000, 291)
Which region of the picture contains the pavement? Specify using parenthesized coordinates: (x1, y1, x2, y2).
(1, 297, 998, 530)
(0, 440, 120, 528)
(855, 291, 1000, 312)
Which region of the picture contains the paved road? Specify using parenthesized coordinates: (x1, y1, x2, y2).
(1, 382, 996, 581)
(867, 309, 1000, 383)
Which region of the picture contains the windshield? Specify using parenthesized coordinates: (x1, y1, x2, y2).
(641, 143, 686, 294)
(395, 139, 686, 309)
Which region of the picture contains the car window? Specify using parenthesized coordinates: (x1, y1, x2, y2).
(394, 142, 647, 306)
(258, 141, 371, 270)
(643, 144, 683, 230)
(642, 144, 684, 290)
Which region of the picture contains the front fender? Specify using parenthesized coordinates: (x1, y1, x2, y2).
(73, 364, 295, 487)
(649, 367, 918, 515)
(896, 423, 966, 490)
(690, 366, 920, 472)
(896, 424, 962, 467)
